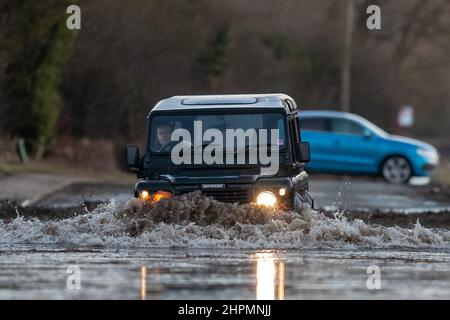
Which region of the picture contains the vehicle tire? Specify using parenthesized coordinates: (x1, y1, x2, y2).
(381, 156, 412, 184)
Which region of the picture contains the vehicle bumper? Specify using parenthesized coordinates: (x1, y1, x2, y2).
(412, 159, 438, 177)
(134, 176, 312, 209)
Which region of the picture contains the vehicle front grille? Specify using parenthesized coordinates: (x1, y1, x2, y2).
(174, 185, 251, 204)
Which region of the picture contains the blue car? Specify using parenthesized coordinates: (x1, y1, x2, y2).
(299, 111, 439, 184)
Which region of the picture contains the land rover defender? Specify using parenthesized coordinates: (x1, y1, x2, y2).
(126, 94, 313, 210)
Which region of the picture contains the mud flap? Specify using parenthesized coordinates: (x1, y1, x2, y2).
(304, 190, 314, 209)
(294, 190, 314, 213)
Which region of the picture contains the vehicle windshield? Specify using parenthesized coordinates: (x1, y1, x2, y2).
(149, 113, 286, 153)
(358, 116, 389, 137)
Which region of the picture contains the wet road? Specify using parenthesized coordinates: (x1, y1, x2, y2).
(310, 178, 450, 212)
(32, 176, 450, 213)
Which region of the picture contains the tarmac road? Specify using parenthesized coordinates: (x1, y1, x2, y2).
(309, 178, 450, 213)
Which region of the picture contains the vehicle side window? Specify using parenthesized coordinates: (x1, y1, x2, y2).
(300, 118, 329, 132)
(330, 118, 364, 135)
(276, 118, 286, 146)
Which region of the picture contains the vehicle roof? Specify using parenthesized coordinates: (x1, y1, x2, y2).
(300, 110, 365, 121)
(149, 94, 299, 115)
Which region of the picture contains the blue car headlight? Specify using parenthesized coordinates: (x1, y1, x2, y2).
(417, 148, 439, 165)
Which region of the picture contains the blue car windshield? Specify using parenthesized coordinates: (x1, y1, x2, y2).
(358, 117, 389, 137)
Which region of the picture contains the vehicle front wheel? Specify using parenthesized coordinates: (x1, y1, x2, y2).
(381, 156, 412, 184)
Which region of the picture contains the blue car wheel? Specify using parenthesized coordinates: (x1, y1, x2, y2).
(381, 156, 412, 184)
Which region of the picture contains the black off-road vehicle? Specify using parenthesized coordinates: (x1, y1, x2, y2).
(126, 94, 313, 210)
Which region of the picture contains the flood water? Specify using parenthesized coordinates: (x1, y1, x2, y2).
(1, 192, 450, 299)
(2, 246, 450, 299)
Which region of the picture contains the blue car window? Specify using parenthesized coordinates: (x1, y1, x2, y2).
(300, 118, 329, 132)
(331, 119, 364, 135)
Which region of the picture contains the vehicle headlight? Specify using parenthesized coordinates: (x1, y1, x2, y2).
(417, 148, 439, 165)
(139, 190, 150, 201)
(152, 190, 174, 202)
(256, 191, 277, 207)
(139, 190, 174, 203)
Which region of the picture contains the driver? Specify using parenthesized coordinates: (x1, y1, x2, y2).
(155, 123, 173, 152)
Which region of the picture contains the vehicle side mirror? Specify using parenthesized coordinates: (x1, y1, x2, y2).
(299, 142, 310, 163)
(363, 129, 372, 140)
(126, 146, 140, 171)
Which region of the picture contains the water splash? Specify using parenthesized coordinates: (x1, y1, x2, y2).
(1, 191, 450, 249)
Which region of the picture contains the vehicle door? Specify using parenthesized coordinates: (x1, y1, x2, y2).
(328, 117, 379, 173)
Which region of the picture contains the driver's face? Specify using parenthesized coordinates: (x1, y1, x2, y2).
(157, 125, 172, 146)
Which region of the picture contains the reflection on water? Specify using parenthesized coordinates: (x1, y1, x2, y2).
(141, 266, 147, 300)
(140, 266, 162, 300)
(140, 254, 285, 300)
(278, 262, 284, 300)
(255, 253, 285, 300)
